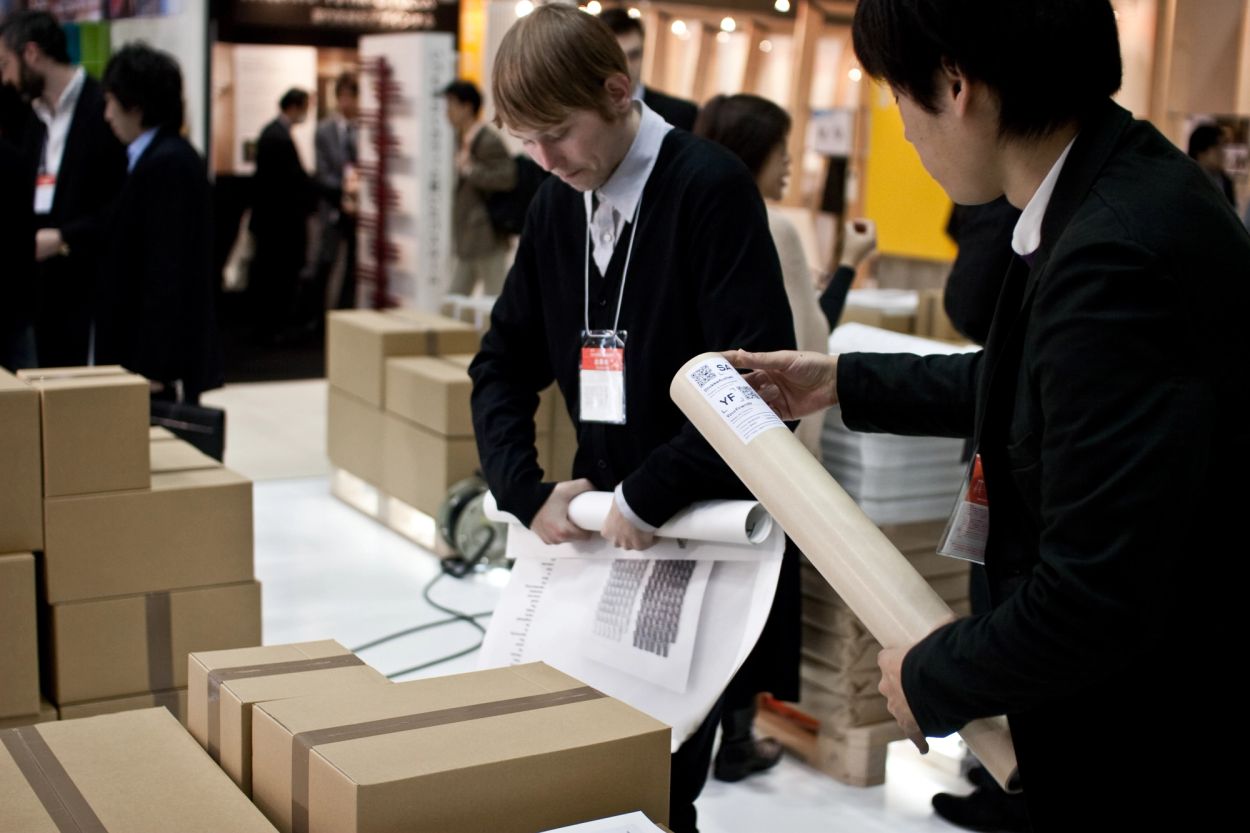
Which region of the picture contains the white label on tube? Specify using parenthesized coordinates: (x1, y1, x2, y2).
(686, 358, 786, 445)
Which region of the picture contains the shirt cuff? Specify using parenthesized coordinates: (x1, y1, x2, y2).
(613, 484, 658, 533)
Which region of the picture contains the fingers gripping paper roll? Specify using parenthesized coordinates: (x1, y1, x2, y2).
(671, 353, 1020, 791)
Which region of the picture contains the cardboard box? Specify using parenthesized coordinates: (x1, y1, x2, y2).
(327, 311, 478, 407)
(385, 357, 472, 437)
(57, 688, 188, 725)
(327, 386, 386, 487)
(251, 662, 669, 833)
(47, 580, 262, 704)
(0, 699, 57, 730)
(0, 553, 39, 718)
(383, 414, 479, 516)
(0, 708, 279, 833)
(19, 366, 149, 497)
(43, 468, 254, 603)
(150, 437, 221, 473)
(839, 305, 915, 334)
(0, 370, 42, 552)
(188, 640, 389, 796)
(386, 309, 480, 356)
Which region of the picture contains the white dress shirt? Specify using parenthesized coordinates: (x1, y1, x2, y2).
(1011, 136, 1077, 258)
(31, 66, 86, 212)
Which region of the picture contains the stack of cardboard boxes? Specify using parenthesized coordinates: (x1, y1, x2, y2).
(760, 520, 972, 787)
(0, 366, 262, 727)
(838, 288, 967, 343)
(326, 309, 579, 548)
(0, 370, 49, 730)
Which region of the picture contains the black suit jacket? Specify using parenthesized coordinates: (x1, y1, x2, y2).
(249, 117, 312, 241)
(643, 87, 698, 132)
(97, 130, 222, 397)
(0, 136, 34, 336)
(838, 100, 1250, 827)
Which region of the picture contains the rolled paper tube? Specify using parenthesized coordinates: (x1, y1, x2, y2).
(670, 353, 1020, 792)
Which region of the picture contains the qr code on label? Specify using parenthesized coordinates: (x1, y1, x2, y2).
(739, 384, 761, 401)
(691, 365, 717, 388)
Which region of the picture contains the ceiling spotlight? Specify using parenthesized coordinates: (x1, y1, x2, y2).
(515, 0, 533, 18)
(628, 7, 641, 18)
(848, 67, 863, 82)
(671, 19, 688, 37)
(721, 16, 736, 32)
(586, 1, 602, 14)
(759, 39, 773, 53)
(775, 0, 791, 12)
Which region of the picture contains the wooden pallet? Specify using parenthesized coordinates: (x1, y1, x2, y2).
(758, 699, 904, 787)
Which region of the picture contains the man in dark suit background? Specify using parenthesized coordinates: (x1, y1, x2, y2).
(0, 83, 36, 370)
(599, 7, 698, 131)
(0, 10, 126, 368)
(728, 1, 1250, 829)
(249, 87, 313, 342)
(311, 72, 359, 318)
(96, 43, 221, 403)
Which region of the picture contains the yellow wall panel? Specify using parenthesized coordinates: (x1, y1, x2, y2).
(863, 83, 957, 262)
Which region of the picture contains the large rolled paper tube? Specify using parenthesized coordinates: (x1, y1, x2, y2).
(670, 353, 1020, 792)
(483, 491, 773, 546)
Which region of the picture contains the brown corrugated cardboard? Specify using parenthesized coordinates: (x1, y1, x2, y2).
(385, 357, 472, 437)
(56, 688, 188, 725)
(382, 414, 479, 516)
(18, 366, 149, 497)
(386, 309, 481, 356)
(251, 662, 670, 833)
(150, 437, 221, 473)
(327, 386, 386, 487)
(47, 580, 262, 704)
(0, 554, 39, 719)
(0, 699, 57, 730)
(0, 708, 279, 833)
(0, 371, 42, 552)
(327, 310, 477, 407)
(188, 640, 389, 796)
(43, 468, 254, 603)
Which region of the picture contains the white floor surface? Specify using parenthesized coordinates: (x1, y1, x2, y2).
(209, 379, 973, 833)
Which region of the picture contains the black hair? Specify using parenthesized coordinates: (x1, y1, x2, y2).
(442, 79, 482, 116)
(1188, 124, 1223, 159)
(0, 10, 71, 65)
(102, 42, 183, 131)
(694, 94, 791, 178)
(279, 88, 309, 112)
(852, 0, 1122, 139)
(334, 72, 358, 98)
(598, 7, 644, 38)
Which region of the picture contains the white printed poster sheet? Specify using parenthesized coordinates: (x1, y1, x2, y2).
(481, 493, 785, 750)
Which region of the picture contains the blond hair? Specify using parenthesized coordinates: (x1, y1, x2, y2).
(492, 4, 629, 130)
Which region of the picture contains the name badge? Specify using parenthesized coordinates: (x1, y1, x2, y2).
(937, 453, 989, 564)
(34, 173, 56, 215)
(579, 329, 627, 424)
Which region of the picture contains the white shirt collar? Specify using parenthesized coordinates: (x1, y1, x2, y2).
(32, 65, 86, 123)
(631, 81, 644, 102)
(1011, 136, 1077, 258)
(595, 101, 671, 221)
(127, 127, 160, 172)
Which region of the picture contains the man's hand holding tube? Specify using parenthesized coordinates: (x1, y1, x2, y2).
(722, 349, 840, 420)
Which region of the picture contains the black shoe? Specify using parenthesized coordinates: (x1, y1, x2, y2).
(713, 736, 784, 783)
(932, 787, 1031, 832)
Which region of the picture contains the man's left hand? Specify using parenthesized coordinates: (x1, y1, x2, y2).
(602, 501, 655, 551)
(877, 645, 928, 753)
(35, 228, 64, 262)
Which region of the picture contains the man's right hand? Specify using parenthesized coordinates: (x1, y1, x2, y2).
(722, 349, 840, 420)
(530, 478, 595, 545)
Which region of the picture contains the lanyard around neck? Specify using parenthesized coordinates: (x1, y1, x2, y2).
(583, 190, 644, 335)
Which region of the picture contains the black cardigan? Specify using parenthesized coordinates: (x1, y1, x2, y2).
(470, 128, 796, 527)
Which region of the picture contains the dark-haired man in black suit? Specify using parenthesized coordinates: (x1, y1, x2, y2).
(249, 87, 314, 341)
(598, 7, 698, 131)
(729, 1, 1250, 830)
(96, 43, 222, 402)
(0, 10, 126, 367)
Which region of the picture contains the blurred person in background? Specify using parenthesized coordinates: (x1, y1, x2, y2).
(598, 7, 698, 131)
(312, 71, 359, 319)
(96, 42, 221, 403)
(0, 9, 126, 367)
(1187, 122, 1236, 207)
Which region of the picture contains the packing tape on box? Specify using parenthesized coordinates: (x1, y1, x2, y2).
(289, 685, 607, 833)
(670, 353, 1020, 792)
(146, 591, 174, 693)
(206, 655, 366, 762)
(1, 725, 108, 833)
